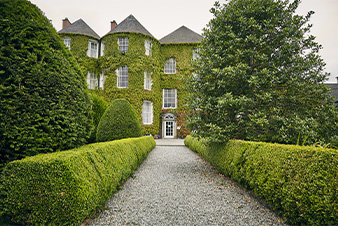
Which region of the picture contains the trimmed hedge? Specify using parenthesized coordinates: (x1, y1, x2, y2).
(0, 0, 92, 165)
(0, 136, 155, 225)
(96, 99, 142, 142)
(184, 135, 337, 225)
(88, 92, 109, 143)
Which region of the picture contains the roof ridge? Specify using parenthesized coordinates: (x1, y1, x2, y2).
(58, 18, 100, 39)
(159, 26, 202, 44)
(105, 15, 153, 38)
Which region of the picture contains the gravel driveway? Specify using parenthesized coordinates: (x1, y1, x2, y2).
(88, 140, 286, 225)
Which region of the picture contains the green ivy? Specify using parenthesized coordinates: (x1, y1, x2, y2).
(59, 34, 100, 76)
(160, 43, 198, 137)
(59, 31, 200, 137)
(101, 33, 162, 135)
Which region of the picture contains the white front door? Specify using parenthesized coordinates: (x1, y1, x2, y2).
(164, 121, 174, 138)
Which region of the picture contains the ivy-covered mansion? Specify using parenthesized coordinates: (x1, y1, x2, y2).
(58, 15, 202, 138)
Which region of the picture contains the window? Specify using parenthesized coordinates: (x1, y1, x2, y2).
(117, 66, 128, 88)
(87, 40, 98, 58)
(164, 58, 176, 74)
(100, 42, 105, 56)
(63, 37, 70, 49)
(145, 40, 152, 56)
(163, 89, 177, 109)
(87, 71, 97, 89)
(118, 37, 129, 53)
(144, 71, 152, 90)
(142, 101, 153, 125)
(99, 72, 106, 89)
(193, 48, 200, 60)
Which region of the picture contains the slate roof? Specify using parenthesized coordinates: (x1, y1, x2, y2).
(106, 15, 153, 37)
(325, 83, 338, 107)
(160, 26, 202, 44)
(58, 19, 100, 39)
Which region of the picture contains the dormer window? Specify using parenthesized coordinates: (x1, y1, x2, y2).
(193, 48, 200, 60)
(118, 37, 129, 53)
(87, 40, 98, 58)
(164, 58, 176, 74)
(63, 37, 71, 49)
(145, 40, 152, 56)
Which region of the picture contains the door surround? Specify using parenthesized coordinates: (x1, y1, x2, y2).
(162, 113, 177, 138)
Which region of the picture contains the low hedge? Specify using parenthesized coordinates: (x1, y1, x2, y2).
(0, 136, 155, 225)
(184, 135, 337, 225)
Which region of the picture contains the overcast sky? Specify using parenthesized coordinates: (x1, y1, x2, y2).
(29, 0, 337, 83)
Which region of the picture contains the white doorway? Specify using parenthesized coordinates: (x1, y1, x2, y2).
(164, 121, 174, 138)
(162, 113, 176, 138)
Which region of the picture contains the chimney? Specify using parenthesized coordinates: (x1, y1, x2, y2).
(111, 20, 117, 31)
(62, 18, 71, 29)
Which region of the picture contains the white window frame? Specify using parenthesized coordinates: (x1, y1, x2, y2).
(193, 48, 200, 60)
(100, 41, 105, 56)
(162, 89, 177, 109)
(117, 66, 128, 88)
(164, 58, 176, 74)
(63, 37, 71, 50)
(99, 72, 106, 89)
(118, 37, 129, 53)
(87, 71, 98, 89)
(142, 101, 153, 125)
(87, 40, 98, 58)
(144, 71, 152, 90)
(145, 40, 152, 56)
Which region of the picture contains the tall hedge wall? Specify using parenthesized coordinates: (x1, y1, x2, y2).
(1, 136, 155, 225)
(0, 0, 92, 165)
(184, 136, 337, 225)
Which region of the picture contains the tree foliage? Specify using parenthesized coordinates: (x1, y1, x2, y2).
(188, 0, 338, 145)
(87, 92, 108, 143)
(96, 99, 142, 142)
(0, 0, 93, 164)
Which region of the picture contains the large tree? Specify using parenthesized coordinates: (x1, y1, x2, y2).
(0, 0, 93, 164)
(188, 0, 337, 145)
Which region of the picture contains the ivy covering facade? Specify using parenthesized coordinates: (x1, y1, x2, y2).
(59, 17, 201, 137)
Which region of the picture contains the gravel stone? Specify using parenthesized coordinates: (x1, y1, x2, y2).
(88, 140, 287, 225)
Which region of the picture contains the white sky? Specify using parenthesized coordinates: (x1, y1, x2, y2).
(29, 0, 338, 83)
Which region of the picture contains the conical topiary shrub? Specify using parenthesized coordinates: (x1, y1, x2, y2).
(96, 99, 142, 142)
(0, 0, 93, 165)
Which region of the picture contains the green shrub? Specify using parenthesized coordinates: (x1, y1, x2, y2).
(88, 92, 109, 143)
(0, 0, 92, 165)
(185, 135, 338, 225)
(0, 136, 155, 225)
(96, 99, 142, 142)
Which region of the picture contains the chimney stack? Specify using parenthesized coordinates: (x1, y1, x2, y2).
(111, 20, 117, 31)
(62, 18, 71, 29)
